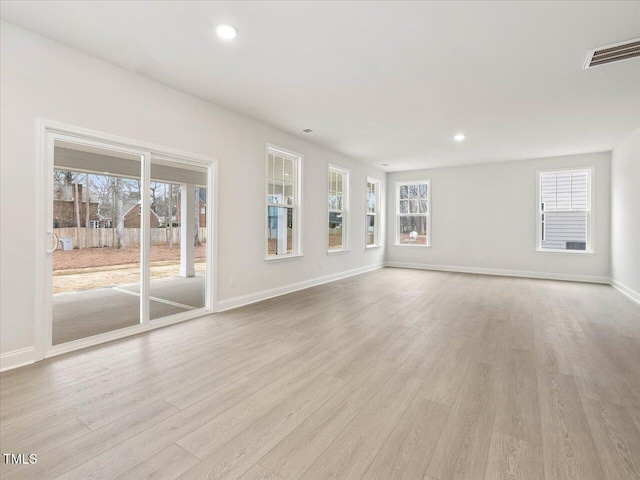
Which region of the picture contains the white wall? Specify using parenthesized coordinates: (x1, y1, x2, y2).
(385, 152, 611, 282)
(0, 22, 386, 364)
(611, 127, 640, 302)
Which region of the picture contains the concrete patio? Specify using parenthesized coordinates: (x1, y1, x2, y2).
(52, 275, 206, 344)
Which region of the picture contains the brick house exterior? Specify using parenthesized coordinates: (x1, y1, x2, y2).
(123, 201, 162, 228)
(175, 197, 207, 227)
(53, 183, 101, 228)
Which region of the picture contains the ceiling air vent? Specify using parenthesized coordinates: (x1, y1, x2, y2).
(583, 38, 640, 69)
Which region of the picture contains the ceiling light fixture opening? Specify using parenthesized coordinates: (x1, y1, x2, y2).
(454, 133, 466, 142)
(216, 24, 237, 40)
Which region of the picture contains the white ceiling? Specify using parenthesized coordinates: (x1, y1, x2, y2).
(2, 1, 639, 171)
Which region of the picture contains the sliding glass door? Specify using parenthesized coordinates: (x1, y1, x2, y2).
(46, 133, 214, 351)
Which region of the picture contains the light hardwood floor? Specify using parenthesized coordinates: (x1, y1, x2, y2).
(1, 268, 640, 480)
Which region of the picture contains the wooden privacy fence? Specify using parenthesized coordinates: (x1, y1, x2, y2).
(53, 227, 207, 249)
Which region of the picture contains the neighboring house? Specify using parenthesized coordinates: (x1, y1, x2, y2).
(53, 183, 101, 228)
(542, 213, 587, 250)
(175, 192, 207, 227)
(88, 217, 112, 229)
(123, 201, 162, 228)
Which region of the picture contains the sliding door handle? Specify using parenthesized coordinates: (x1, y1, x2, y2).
(46, 232, 59, 254)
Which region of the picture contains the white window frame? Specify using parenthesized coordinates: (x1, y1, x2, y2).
(265, 144, 303, 261)
(536, 167, 594, 254)
(328, 164, 350, 254)
(366, 176, 381, 248)
(541, 204, 545, 243)
(395, 179, 431, 247)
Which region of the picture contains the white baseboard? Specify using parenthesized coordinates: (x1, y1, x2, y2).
(3, 262, 622, 372)
(0, 346, 36, 372)
(384, 261, 611, 284)
(611, 279, 640, 305)
(216, 263, 384, 312)
(1, 264, 382, 372)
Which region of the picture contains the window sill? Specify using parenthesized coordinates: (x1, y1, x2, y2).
(535, 248, 594, 256)
(394, 243, 431, 248)
(327, 248, 351, 255)
(366, 244, 382, 249)
(264, 254, 304, 262)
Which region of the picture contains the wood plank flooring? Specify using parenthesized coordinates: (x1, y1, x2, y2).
(1, 267, 640, 480)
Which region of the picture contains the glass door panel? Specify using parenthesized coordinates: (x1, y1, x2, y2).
(52, 142, 143, 345)
(148, 159, 208, 320)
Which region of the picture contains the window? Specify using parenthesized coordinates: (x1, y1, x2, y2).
(396, 180, 430, 246)
(366, 177, 380, 247)
(537, 168, 592, 252)
(541, 204, 545, 242)
(266, 146, 301, 258)
(328, 165, 349, 252)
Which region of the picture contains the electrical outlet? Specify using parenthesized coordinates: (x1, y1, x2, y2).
(475, 256, 484, 263)
(229, 276, 235, 287)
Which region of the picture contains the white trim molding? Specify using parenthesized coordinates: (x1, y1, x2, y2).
(1, 347, 36, 372)
(217, 263, 384, 312)
(536, 166, 594, 254)
(265, 143, 303, 261)
(365, 176, 381, 248)
(327, 164, 350, 253)
(385, 262, 611, 284)
(611, 279, 640, 305)
(394, 179, 431, 247)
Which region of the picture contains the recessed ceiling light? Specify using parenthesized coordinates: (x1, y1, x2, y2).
(454, 133, 465, 142)
(302, 128, 314, 135)
(216, 24, 237, 40)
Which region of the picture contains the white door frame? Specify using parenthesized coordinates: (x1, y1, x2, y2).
(35, 119, 218, 360)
